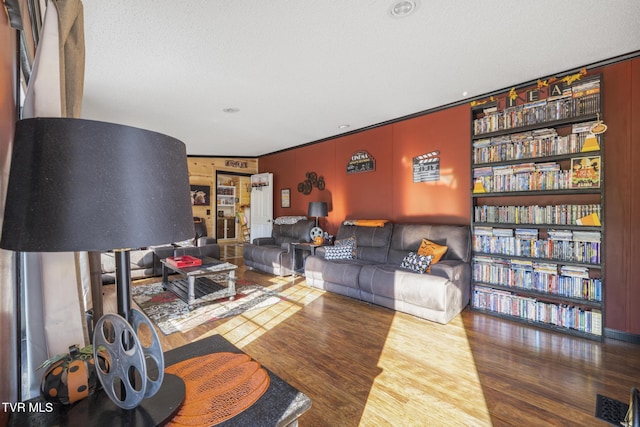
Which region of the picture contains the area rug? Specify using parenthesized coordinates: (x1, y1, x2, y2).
(131, 280, 284, 335)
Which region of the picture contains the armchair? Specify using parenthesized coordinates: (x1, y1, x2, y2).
(242, 219, 315, 276)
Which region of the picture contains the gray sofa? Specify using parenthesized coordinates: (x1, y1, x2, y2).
(101, 237, 220, 284)
(304, 222, 471, 324)
(243, 219, 315, 276)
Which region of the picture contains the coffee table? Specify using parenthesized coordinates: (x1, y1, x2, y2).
(161, 256, 237, 309)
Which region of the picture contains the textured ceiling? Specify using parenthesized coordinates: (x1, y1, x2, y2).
(81, 1, 640, 157)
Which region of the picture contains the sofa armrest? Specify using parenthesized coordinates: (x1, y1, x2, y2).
(197, 236, 217, 246)
(151, 245, 176, 276)
(174, 244, 221, 260)
(314, 246, 327, 257)
(253, 237, 276, 246)
(429, 260, 470, 287)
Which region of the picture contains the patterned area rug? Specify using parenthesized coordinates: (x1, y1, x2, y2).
(132, 279, 284, 335)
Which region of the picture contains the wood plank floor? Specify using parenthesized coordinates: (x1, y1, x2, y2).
(102, 243, 640, 426)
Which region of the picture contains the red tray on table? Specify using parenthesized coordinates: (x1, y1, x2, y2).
(165, 255, 202, 268)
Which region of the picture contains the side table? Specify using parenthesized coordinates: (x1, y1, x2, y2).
(291, 242, 322, 277)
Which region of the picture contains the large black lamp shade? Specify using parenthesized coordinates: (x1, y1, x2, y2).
(0, 117, 193, 412)
(308, 201, 328, 221)
(0, 117, 194, 251)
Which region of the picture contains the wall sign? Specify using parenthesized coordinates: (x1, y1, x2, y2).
(225, 160, 248, 168)
(413, 151, 440, 183)
(347, 150, 375, 174)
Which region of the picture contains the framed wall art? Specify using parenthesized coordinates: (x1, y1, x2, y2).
(281, 188, 291, 208)
(190, 185, 210, 205)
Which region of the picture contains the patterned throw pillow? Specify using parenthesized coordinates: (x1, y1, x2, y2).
(324, 237, 357, 260)
(400, 252, 433, 274)
(335, 236, 357, 256)
(417, 238, 448, 272)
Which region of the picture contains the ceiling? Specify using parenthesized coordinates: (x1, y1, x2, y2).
(80, 1, 640, 157)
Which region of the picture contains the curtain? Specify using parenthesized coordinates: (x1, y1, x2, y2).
(15, 0, 88, 400)
(0, 2, 20, 413)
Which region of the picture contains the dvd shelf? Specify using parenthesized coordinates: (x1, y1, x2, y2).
(470, 74, 604, 341)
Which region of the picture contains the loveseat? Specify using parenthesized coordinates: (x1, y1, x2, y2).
(242, 219, 315, 276)
(101, 237, 220, 284)
(304, 222, 471, 324)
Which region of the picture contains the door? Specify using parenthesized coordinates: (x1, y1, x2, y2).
(250, 173, 273, 243)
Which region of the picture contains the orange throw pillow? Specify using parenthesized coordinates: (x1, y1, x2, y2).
(417, 238, 447, 272)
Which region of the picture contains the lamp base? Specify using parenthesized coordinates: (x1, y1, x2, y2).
(69, 373, 185, 426)
(9, 374, 185, 427)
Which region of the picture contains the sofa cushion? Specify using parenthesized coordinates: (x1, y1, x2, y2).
(272, 219, 315, 245)
(417, 238, 448, 272)
(306, 256, 375, 289)
(388, 224, 470, 266)
(335, 222, 393, 263)
(400, 252, 433, 274)
(417, 238, 447, 262)
(358, 264, 450, 310)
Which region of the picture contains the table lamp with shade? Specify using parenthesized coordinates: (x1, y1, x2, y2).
(307, 201, 328, 243)
(0, 118, 193, 418)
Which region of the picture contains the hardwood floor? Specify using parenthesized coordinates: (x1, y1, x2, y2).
(102, 244, 640, 426)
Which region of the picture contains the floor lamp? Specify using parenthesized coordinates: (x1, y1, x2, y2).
(0, 118, 194, 419)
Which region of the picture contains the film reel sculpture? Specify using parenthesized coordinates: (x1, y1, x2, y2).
(310, 226, 324, 240)
(93, 309, 164, 409)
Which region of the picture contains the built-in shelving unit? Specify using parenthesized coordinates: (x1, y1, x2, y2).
(217, 185, 237, 240)
(470, 73, 604, 341)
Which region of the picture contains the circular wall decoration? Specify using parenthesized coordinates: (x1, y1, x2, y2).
(297, 171, 325, 194)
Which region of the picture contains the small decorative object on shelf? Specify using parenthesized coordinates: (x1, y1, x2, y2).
(217, 184, 237, 239)
(570, 156, 600, 189)
(39, 344, 104, 405)
(470, 72, 604, 341)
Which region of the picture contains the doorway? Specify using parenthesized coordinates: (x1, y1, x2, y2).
(215, 171, 251, 243)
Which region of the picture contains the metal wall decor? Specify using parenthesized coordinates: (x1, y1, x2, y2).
(413, 150, 440, 183)
(347, 150, 375, 174)
(298, 171, 325, 195)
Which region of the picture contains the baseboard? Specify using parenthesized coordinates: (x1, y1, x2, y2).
(604, 328, 640, 344)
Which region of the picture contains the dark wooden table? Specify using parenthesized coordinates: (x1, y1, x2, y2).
(9, 334, 312, 426)
(164, 334, 312, 426)
(291, 242, 323, 276)
(161, 256, 237, 308)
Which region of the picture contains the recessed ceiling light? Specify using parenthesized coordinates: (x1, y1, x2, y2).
(338, 124, 350, 129)
(462, 91, 468, 97)
(389, 0, 417, 18)
(222, 107, 240, 113)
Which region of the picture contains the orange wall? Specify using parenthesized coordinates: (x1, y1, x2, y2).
(259, 60, 640, 337)
(260, 104, 471, 236)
